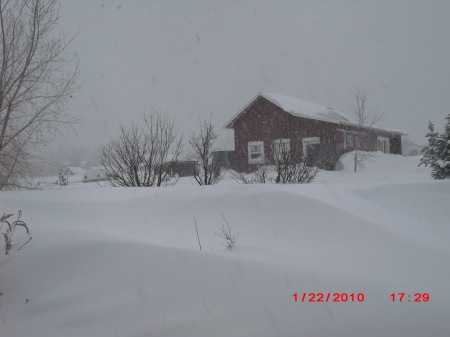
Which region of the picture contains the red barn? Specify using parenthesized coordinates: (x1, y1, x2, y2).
(225, 93, 404, 172)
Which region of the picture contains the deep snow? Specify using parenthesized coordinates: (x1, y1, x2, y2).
(0, 153, 449, 337)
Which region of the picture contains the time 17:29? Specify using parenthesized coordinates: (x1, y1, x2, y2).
(390, 293, 429, 302)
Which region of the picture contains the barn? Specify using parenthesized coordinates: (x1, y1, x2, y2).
(224, 93, 404, 172)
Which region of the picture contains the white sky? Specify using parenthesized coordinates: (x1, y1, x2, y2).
(55, 0, 450, 153)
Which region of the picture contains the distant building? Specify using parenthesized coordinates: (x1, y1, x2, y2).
(402, 140, 424, 157)
(169, 161, 197, 177)
(60, 167, 85, 176)
(225, 93, 405, 172)
(82, 167, 107, 183)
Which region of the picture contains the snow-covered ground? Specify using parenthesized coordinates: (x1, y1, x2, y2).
(1, 152, 449, 337)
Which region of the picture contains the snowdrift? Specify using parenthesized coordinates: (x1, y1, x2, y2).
(0, 153, 449, 337)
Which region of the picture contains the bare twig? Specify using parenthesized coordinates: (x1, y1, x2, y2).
(215, 213, 239, 251)
(193, 215, 202, 251)
(1, 209, 31, 254)
(17, 236, 32, 251)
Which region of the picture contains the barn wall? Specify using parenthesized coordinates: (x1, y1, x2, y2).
(232, 96, 402, 172)
(233, 96, 298, 171)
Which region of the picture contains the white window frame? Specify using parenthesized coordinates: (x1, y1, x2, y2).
(302, 137, 320, 158)
(377, 137, 390, 154)
(273, 138, 290, 161)
(248, 141, 264, 164)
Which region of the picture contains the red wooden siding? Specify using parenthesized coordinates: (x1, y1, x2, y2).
(230, 95, 402, 172)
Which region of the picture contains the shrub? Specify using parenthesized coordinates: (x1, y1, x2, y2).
(1, 210, 32, 255)
(215, 214, 239, 251)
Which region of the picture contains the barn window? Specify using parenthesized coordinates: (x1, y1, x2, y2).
(273, 139, 290, 161)
(346, 135, 354, 148)
(302, 137, 320, 158)
(248, 141, 264, 164)
(377, 137, 390, 153)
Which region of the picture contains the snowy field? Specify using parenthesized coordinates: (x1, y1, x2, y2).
(1, 152, 449, 337)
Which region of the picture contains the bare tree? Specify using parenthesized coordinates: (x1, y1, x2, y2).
(273, 140, 294, 183)
(99, 124, 149, 187)
(98, 111, 183, 187)
(143, 111, 183, 186)
(189, 119, 222, 185)
(0, 136, 38, 189)
(350, 85, 385, 173)
(0, 0, 79, 189)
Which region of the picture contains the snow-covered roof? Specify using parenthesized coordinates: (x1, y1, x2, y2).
(84, 166, 104, 173)
(261, 93, 351, 123)
(61, 166, 85, 175)
(225, 92, 351, 128)
(225, 92, 405, 135)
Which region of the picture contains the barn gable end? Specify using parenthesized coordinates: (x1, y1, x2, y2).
(224, 93, 405, 172)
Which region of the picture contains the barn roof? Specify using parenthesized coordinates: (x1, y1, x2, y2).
(225, 92, 405, 135)
(225, 92, 350, 128)
(266, 92, 352, 122)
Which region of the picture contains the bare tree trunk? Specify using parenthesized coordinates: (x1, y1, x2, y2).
(143, 111, 183, 187)
(189, 118, 222, 185)
(0, 0, 79, 189)
(350, 85, 385, 173)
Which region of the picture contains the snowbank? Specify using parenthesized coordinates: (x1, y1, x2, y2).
(0, 153, 449, 337)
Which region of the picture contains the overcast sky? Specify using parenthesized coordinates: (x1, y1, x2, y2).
(54, 0, 450, 155)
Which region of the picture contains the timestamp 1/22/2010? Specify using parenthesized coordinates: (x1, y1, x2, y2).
(292, 293, 365, 302)
(390, 293, 429, 302)
(292, 293, 430, 303)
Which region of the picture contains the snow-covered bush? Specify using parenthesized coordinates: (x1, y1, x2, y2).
(419, 115, 450, 179)
(232, 153, 320, 185)
(273, 145, 320, 184)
